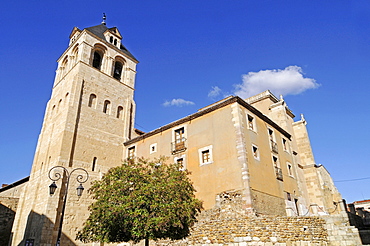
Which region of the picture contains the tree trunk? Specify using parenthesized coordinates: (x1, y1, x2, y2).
(145, 238, 149, 246)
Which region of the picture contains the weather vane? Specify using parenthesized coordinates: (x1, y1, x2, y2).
(102, 13, 106, 25)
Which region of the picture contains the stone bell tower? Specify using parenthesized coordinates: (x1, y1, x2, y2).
(11, 20, 139, 246)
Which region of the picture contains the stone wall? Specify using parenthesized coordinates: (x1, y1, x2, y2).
(0, 197, 19, 246)
(152, 190, 361, 246)
(251, 189, 286, 216)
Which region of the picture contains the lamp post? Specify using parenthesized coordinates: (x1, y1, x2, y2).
(48, 166, 89, 246)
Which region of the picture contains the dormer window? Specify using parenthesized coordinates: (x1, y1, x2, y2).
(104, 28, 122, 48)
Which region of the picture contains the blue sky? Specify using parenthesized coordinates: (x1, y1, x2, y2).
(1, 0, 370, 203)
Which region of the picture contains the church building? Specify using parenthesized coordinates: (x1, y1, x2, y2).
(0, 20, 349, 246)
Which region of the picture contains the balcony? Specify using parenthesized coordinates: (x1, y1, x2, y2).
(275, 166, 283, 181)
(172, 138, 187, 154)
(270, 140, 278, 154)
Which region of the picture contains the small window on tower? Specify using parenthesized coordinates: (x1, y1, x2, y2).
(92, 51, 102, 70)
(110, 36, 113, 43)
(113, 61, 123, 80)
(103, 100, 111, 114)
(88, 94, 97, 108)
(117, 106, 123, 119)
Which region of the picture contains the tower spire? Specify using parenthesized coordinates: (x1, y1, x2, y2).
(102, 13, 106, 25)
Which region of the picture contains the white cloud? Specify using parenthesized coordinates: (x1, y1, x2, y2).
(163, 98, 195, 107)
(234, 66, 320, 98)
(208, 86, 222, 98)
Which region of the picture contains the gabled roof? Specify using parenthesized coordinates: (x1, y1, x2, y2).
(69, 27, 81, 38)
(84, 24, 137, 62)
(107, 27, 122, 39)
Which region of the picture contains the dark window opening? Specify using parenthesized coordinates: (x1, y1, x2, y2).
(92, 51, 102, 70)
(113, 61, 123, 80)
(88, 94, 96, 108)
(109, 36, 113, 43)
(114, 39, 117, 46)
(117, 106, 123, 119)
(103, 100, 111, 114)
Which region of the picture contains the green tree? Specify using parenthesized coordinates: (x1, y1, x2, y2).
(76, 157, 203, 246)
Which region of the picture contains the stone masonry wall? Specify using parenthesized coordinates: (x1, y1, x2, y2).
(153, 190, 361, 246)
(0, 197, 19, 246)
(155, 209, 328, 246)
(251, 189, 286, 216)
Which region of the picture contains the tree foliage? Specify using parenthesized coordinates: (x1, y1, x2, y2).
(76, 157, 203, 244)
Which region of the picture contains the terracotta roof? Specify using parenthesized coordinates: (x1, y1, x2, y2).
(124, 96, 292, 146)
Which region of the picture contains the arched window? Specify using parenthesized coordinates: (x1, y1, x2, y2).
(64, 93, 69, 106)
(117, 106, 123, 119)
(113, 61, 123, 80)
(88, 94, 97, 108)
(57, 99, 62, 113)
(91, 45, 106, 71)
(72, 45, 79, 65)
(92, 51, 102, 70)
(103, 100, 111, 114)
(59, 56, 68, 78)
(50, 105, 56, 118)
(112, 57, 125, 81)
(110, 36, 113, 43)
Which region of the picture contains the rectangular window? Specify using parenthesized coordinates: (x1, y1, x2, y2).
(177, 158, 184, 166)
(286, 192, 292, 201)
(198, 145, 213, 165)
(202, 150, 210, 163)
(282, 138, 289, 152)
(269, 128, 278, 153)
(174, 155, 186, 171)
(128, 146, 135, 159)
(287, 162, 293, 177)
(173, 127, 186, 153)
(252, 145, 259, 160)
(273, 155, 283, 181)
(150, 143, 157, 154)
(175, 127, 185, 142)
(247, 114, 256, 131)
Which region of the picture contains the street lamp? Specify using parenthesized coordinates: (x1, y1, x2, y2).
(48, 166, 89, 246)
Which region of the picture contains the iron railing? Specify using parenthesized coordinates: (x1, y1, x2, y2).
(171, 138, 187, 154)
(275, 166, 283, 181)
